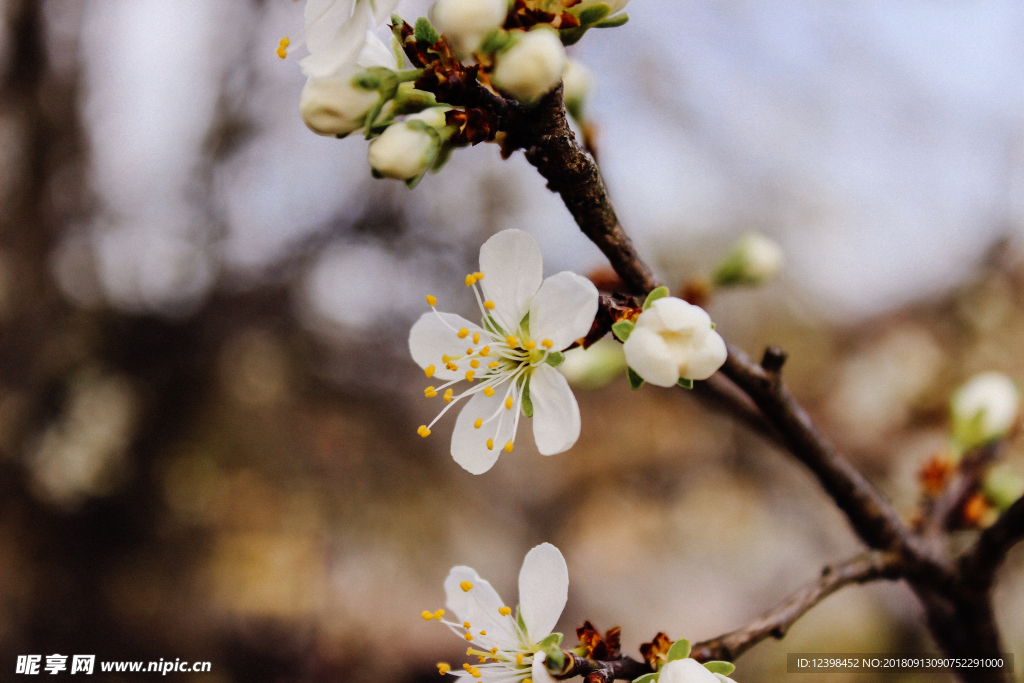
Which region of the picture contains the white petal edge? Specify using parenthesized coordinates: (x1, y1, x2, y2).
(518, 542, 568, 642)
(622, 327, 679, 387)
(532, 652, 559, 683)
(529, 365, 581, 456)
(443, 566, 519, 650)
(682, 329, 727, 381)
(649, 297, 711, 335)
(529, 271, 599, 351)
(409, 312, 485, 381)
(478, 230, 543, 335)
(300, 2, 373, 80)
(451, 388, 515, 474)
(659, 659, 719, 683)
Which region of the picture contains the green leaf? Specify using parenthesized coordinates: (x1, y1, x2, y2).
(631, 674, 659, 683)
(559, 26, 587, 46)
(577, 3, 610, 25)
(545, 351, 565, 368)
(414, 17, 440, 45)
(665, 638, 690, 662)
(538, 632, 563, 648)
(642, 286, 669, 310)
(521, 378, 533, 418)
(612, 320, 634, 342)
(703, 661, 735, 676)
(677, 378, 693, 390)
(479, 29, 514, 54)
(431, 145, 453, 173)
(627, 367, 645, 390)
(594, 12, 629, 28)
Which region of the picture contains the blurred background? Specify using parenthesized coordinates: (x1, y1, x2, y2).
(1, 0, 1023, 681)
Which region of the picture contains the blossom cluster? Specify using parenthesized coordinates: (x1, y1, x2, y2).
(281, 0, 625, 185)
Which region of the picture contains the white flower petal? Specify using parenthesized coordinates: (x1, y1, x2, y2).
(300, 1, 372, 79)
(409, 312, 485, 381)
(659, 659, 719, 683)
(356, 30, 398, 69)
(444, 566, 519, 649)
(529, 271, 599, 351)
(478, 230, 543, 335)
(371, 0, 403, 25)
(451, 388, 515, 474)
(623, 327, 679, 387)
(713, 675, 736, 683)
(304, 0, 353, 54)
(518, 542, 568, 641)
(529, 365, 581, 456)
(648, 297, 711, 335)
(532, 652, 559, 683)
(681, 329, 727, 380)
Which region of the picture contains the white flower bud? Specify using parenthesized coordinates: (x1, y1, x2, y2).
(431, 0, 509, 55)
(659, 658, 735, 683)
(950, 371, 1020, 450)
(622, 297, 727, 387)
(367, 108, 449, 180)
(712, 232, 785, 287)
(575, 0, 630, 15)
(299, 72, 381, 136)
(492, 28, 567, 104)
(561, 59, 592, 118)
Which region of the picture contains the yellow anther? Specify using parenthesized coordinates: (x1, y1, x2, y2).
(422, 611, 434, 620)
(471, 668, 481, 678)
(474, 418, 483, 429)
(523, 340, 536, 350)
(425, 365, 436, 378)
(466, 348, 474, 355)
(446, 363, 458, 372)
(523, 679, 531, 683)
(444, 389, 454, 403)
(442, 354, 451, 363)
(490, 648, 498, 655)
(478, 656, 487, 664)
(465, 274, 477, 286)
(463, 621, 472, 628)
(417, 425, 431, 438)
(437, 663, 451, 675)
(473, 332, 480, 344)
(516, 653, 524, 665)
(463, 663, 472, 671)
(486, 438, 494, 450)
(484, 300, 495, 310)
(276, 37, 289, 59)
(458, 328, 469, 339)
(542, 339, 553, 349)
(480, 630, 487, 636)
(484, 387, 495, 397)
(505, 397, 513, 409)
(426, 295, 437, 306)
(425, 387, 437, 398)
(460, 581, 474, 592)
(504, 441, 514, 452)
(434, 609, 446, 619)
(505, 336, 518, 348)
(470, 360, 480, 369)
(474, 272, 484, 280)
(465, 370, 475, 381)
(480, 347, 490, 356)
(464, 633, 474, 641)
(498, 606, 511, 616)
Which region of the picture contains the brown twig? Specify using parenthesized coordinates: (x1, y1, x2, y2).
(554, 654, 651, 683)
(921, 442, 1003, 541)
(962, 494, 1024, 588)
(690, 552, 903, 662)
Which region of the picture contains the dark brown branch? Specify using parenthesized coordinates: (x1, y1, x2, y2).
(690, 552, 902, 663)
(921, 442, 1003, 541)
(554, 654, 651, 683)
(962, 494, 1024, 587)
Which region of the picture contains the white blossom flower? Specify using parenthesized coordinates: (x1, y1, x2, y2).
(622, 297, 726, 388)
(660, 658, 736, 683)
(423, 543, 569, 683)
(711, 233, 784, 287)
(492, 29, 567, 104)
(951, 372, 1020, 450)
(368, 107, 449, 179)
(561, 59, 592, 118)
(409, 230, 598, 474)
(431, 0, 509, 55)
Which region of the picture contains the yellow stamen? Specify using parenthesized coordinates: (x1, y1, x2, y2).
(542, 339, 553, 349)
(505, 397, 513, 409)
(417, 425, 431, 438)
(276, 37, 289, 59)
(463, 621, 471, 629)
(465, 370, 475, 381)
(474, 272, 484, 280)
(474, 418, 483, 429)
(464, 633, 473, 641)
(504, 441, 514, 452)
(470, 668, 481, 678)
(523, 340, 536, 350)
(465, 274, 477, 286)
(426, 295, 437, 306)
(422, 611, 434, 620)
(446, 363, 458, 372)
(460, 581, 473, 592)
(498, 606, 511, 616)
(444, 389, 453, 403)
(480, 630, 487, 636)
(424, 387, 438, 398)
(516, 653, 524, 665)
(466, 348, 474, 355)
(478, 656, 487, 664)
(434, 609, 446, 619)
(486, 439, 494, 450)
(473, 332, 480, 344)
(463, 664, 472, 671)
(490, 648, 498, 655)
(483, 387, 494, 397)
(470, 360, 480, 369)
(458, 328, 469, 339)
(437, 663, 451, 675)
(480, 347, 490, 356)
(442, 354, 451, 363)
(484, 300, 495, 310)
(505, 336, 518, 348)
(425, 365, 436, 378)
(489, 361, 500, 369)
(523, 679, 531, 683)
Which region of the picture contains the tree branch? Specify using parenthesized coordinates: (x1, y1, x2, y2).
(921, 442, 1003, 541)
(962, 494, 1024, 588)
(689, 552, 903, 663)
(555, 654, 651, 683)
